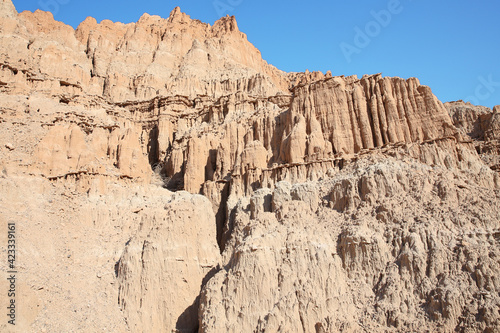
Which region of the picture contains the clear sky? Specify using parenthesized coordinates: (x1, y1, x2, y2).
(12, 0, 500, 108)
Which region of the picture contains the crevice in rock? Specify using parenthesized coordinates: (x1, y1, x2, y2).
(176, 266, 220, 332)
(147, 124, 159, 167)
(215, 182, 230, 252)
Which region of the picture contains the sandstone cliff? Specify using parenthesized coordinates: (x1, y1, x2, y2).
(0, 1, 287, 102)
(0, 0, 499, 332)
(201, 155, 500, 332)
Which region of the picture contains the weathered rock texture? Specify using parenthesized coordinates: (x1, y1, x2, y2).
(446, 101, 500, 172)
(201, 156, 500, 332)
(117, 192, 220, 332)
(0, 0, 499, 332)
(1, 0, 287, 102)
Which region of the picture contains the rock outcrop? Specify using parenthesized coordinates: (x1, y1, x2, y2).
(0, 1, 499, 332)
(446, 101, 500, 171)
(33, 123, 151, 181)
(200, 156, 500, 333)
(160, 74, 462, 197)
(0, 1, 287, 102)
(117, 192, 220, 332)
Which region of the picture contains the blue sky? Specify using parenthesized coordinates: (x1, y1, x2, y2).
(12, 0, 500, 108)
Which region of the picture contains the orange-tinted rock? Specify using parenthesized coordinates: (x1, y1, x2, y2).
(34, 124, 150, 182)
(0, 1, 499, 332)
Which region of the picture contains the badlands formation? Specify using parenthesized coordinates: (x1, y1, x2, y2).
(0, 0, 499, 332)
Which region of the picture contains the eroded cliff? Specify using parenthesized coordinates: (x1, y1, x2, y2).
(0, 0, 499, 332)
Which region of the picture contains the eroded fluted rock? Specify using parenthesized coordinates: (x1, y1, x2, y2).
(487, 106, 500, 141)
(285, 75, 458, 157)
(1, 1, 499, 332)
(0, 1, 287, 102)
(33, 123, 151, 181)
(159, 74, 465, 205)
(200, 156, 500, 332)
(117, 192, 221, 332)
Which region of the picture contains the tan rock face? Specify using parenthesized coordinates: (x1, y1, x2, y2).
(0, 0, 499, 332)
(0, 2, 287, 102)
(0, 0, 16, 18)
(117, 192, 220, 332)
(200, 157, 500, 333)
(288, 75, 457, 155)
(33, 124, 150, 181)
(446, 101, 500, 171)
(487, 106, 500, 141)
(153, 74, 464, 202)
(445, 101, 492, 139)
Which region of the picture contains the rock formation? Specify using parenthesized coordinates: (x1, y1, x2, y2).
(0, 0, 499, 332)
(117, 192, 220, 332)
(445, 101, 500, 172)
(201, 156, 500, 332)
